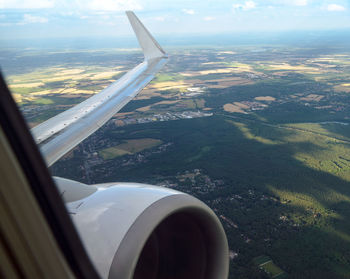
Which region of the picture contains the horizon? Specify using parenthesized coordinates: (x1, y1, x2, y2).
(1, 29, 350, 50)
(1, 0, 350, 41)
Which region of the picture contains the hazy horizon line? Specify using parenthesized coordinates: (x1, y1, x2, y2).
(1, 29, 350, 50)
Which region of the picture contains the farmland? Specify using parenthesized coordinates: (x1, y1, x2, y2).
(99, 138, 162, 159)
(2, 42, 350, 278)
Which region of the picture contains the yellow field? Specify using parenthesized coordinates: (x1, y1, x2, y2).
(180, 63, 252, 77)
(199, 67, 247, 75)
(155, 100, 180, 105)
(334, 84, 350, 93)
(12, 94, 36, 103)
(6, 64, 127, 104)
(31, 90, 52, 96)
(54, 69, 85, 76)
(312, 56, 350, 65)
(114, 112, 135, 118)
(300, 94, 324, 102)
(268, 63, 319, 72)
(255, 96, 276, 101)
(10, 82, 45, 88)
(136, 105, 152, 112)
(12, 93, 24, 103)
(60, 88, 95, 95)
(99, 138, 163, 160)
(149, 81, 187, 91)
(90, 71, 121, 80)
(234, 102, 249, 109)
(223, 103, 247, 114)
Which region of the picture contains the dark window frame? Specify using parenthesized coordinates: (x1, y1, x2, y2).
(0, 72, 100, 279)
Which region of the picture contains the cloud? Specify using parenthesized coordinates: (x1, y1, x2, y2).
(60, 11, 75, 17)
(292, 0, 307, 6)
(233, 1, 256, 11)
(327, 4, 346, 11)
(182, 9, 195, 15)
(154, 16, 165, 21)
(0, 0, 54, 9)
(87, 0, 142, 11)
(204, 16, 215, 21)
(18, 14, 48, 24)
(268, 0, 308, 7)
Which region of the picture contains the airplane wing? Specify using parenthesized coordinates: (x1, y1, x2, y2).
(31, 11, 168, 166)
(6, 11, 229, 278)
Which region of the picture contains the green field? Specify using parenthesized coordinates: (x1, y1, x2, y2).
(260, 261, 286, 278)
(254, 255, 287, 278)
(4, 45, 350, 279)
(99, 138, 162, 159)
(151, 73, 183, 83)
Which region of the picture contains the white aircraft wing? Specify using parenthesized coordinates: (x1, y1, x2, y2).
(20, 12, 229, 278)
(31, 11, 168, 166)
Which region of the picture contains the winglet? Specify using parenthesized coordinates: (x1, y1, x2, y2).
(126, 11, 167, 60)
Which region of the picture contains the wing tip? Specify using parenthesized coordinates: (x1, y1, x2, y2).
(126, 11, 167, 61)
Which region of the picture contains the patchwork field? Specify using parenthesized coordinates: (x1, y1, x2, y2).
(223, 103, 248, 114)
(8, 65, 125, 104)
(99, 138, 162, 160)
(3, 44, 350, 279)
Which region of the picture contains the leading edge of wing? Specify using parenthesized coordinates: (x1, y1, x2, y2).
(31, 12, 167, 166)
(126, 11, 167, 60)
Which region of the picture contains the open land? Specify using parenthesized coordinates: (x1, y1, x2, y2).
(2, 43, 350, 279)
(99, 138, 163, 160)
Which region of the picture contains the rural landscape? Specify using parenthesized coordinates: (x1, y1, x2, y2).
(2, 38, 350, 278)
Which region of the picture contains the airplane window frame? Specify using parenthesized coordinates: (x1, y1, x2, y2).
(0, 72, 100, 279)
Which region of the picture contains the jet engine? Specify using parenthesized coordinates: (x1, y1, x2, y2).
(57, 178, 229, 279)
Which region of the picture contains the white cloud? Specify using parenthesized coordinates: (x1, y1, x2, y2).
(154, 16, 165, 21)
(233, 1, 256, 11)
(327, 4, 346, 11)
(87, 0, 142, 11)
(18, 14, 48, 24)
(60, 11, 74, 17)
(0, 0, 54, 9)
(268, 0, 308, 7)
(204, 16, 215, 21)
(182, 9, 195, 15)
(292, 0, 307, 6)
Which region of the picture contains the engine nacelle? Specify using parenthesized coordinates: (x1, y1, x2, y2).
(65, 182, 229, 279)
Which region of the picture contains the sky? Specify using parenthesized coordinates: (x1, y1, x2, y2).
(0, 0, 349, 39)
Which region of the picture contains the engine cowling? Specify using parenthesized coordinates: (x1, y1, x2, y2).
(64, 182, 229, 279)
